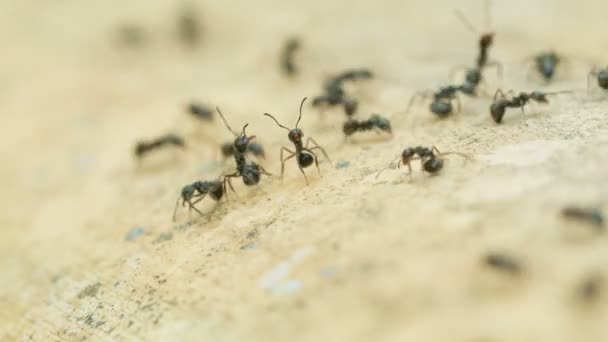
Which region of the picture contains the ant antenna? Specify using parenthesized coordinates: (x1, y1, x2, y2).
(240, 123, 250, 137)
(263, 113, 291, 131)
(295, 97, 307, 128)
(546, 90, 573, 96)
(216, 106, 237, 137)
(454, 10, 479, 35)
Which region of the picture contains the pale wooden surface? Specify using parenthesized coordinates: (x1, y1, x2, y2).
(1, 0, 608, 341)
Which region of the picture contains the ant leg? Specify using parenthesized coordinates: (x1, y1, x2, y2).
(172, 197, 184, 222)
(432, 145, 472, 161)
(280, 146, 296, 179)
(305, 137, 331, 162)
(493, 89, 508, 101)
(298, 165, 309, 185)
(186, 199, 205, 217)
(258, 165, 273, 176)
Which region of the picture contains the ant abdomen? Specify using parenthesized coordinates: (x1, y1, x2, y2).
(430, 101, 452, 118)
(490, 102, 506, 123)
(242, 166, 261, 185)
(598, 70, 608, 89)
(423, 158, 444, 173)
(299, 152, 315, 168)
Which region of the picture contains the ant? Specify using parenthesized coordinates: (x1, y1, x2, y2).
(483, 252, 522, 275)
(134, 133, 185, 158)
(216, 107, 272, 187)
(562, 206, 604, 229)
(490, 89, 571, 124)
(450, 2, 502, 96)
(312, 68, 373, 116)
(588, 66, 608, 92)
(343, 114, 392, 137)
(220, 141, 266, 159)
(264, 97, 331, 185)
(281, 37, 301, 76)
(526, 51, 562, 82)
(188, 102, 213, 121)
(177, 4, 202, 47)
(406, 85, 463, 118)
(377, 145, 470, 177)
(172, 178, 231, 221)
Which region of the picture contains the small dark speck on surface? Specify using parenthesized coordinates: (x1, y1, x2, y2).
(78, 282, 102, 299)
(158, 279, 167, 284)
(336, 161, 350, 169)
(240, 241, 257, 250)
(125, 227, 145, 241)
(154, 232, 173, 243)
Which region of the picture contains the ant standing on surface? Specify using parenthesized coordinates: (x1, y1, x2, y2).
(216, 107, 272, 187)
(406, 85, 464, 118)
(450, 1, 502, 96)
(264, 97, 331, 185)
(377, 145, 471, 177)
(172, 178, 230, 221)
(312, 69, 373, 117)
(588, 66, 608, 92)
(343, 114, 392, 138)
(134, 133, 186, 159)
(490, 89, 571, 124)
(526, 51, 563, 83)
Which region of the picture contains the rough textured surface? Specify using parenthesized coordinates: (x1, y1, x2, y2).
(1, 0, 608, 341)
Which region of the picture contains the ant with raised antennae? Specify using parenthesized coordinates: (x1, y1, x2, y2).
(588, 66, 608, 92)
(490, 89, 572, 124)
(376, 145, 471, 177)
(450, 0, 502, 96)
(216, 107, 272, 187)
(264, 97, 331, 185)
(172, 178, 231, 222)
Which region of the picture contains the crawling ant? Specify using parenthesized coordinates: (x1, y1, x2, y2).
(526, 51, 562, 82)
(172, 178, 230, 221)
(281, 37, 301, 76)
(377, 145, 470, 177)
(343, 114, 392, 137)
(216, 107, 272, 187)
(312, 68, 373, 116)
(188, 102, 213, 121)
(562, 206, 604, 230)
(406, 85, 463, 118)
(134, 133, 185, 158)
(264, 97, 331, 185)
(490, 89, 571, 124)
(450, 2, 502, 96)
(483, 252, 522, 275)
(588, 66, 608, 92)
(220, 141, 266, 159)
(177, 4, 202, 47)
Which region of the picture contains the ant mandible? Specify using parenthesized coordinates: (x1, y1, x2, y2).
(264, 97, 331, 185)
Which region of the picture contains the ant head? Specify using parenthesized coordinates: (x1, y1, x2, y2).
(288, 128, 304, 143)
(480, 32, 494, 48)
(182, 183, 198, 199)
(343, 120, 357, 136)
(529, 91, 548, 103)
(371, 114, 392, 134)
(490, 102, 506, 123)
(234, 124, 255, 153)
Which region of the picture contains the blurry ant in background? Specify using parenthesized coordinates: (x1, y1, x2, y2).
(312, 68, 373, 117)
(588, 66, 608, 92)
(281, 37, 301, 77)
(526, 51, 564, 83)
(377, 145, 471, 177)
(176, 3, 202, 48)
(264, 97, 331, 185)
(562, 206, 604, 230)
(216, 107, 272, 187)
(188, 102, 213, 122)
(406, 85, 463, 118)
(220, 141, 266, 160)
(450, 0, 502, 97)
(490, 89, 572, 124)
(172, 178, 230, 221)
(343, 114, 392, 138)
(134, 133, 185, 159)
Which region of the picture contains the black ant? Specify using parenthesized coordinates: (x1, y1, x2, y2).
(188, 102, 213, 121)
(490, 89, 571, 124)
(172, 178, 231, 221)
(134, 133, 185, 158)
(526, 51, 562, 82)
(377, 145, 470, 177)
(264, 97, 331, 185)
(220, 141, 266, 159)
(216, 107, 272, 187)
(483, 252, 522, 275)
(281, 37, 301, 76)
(177, 4, 202, 47)
(343, 114, 392, 137)
(562, 206, 604, 229)
(450, 2, 502, 96)
(406, 85, 463, 118)
(312, 68, 373, 116)
(588, 66, 608, 92)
